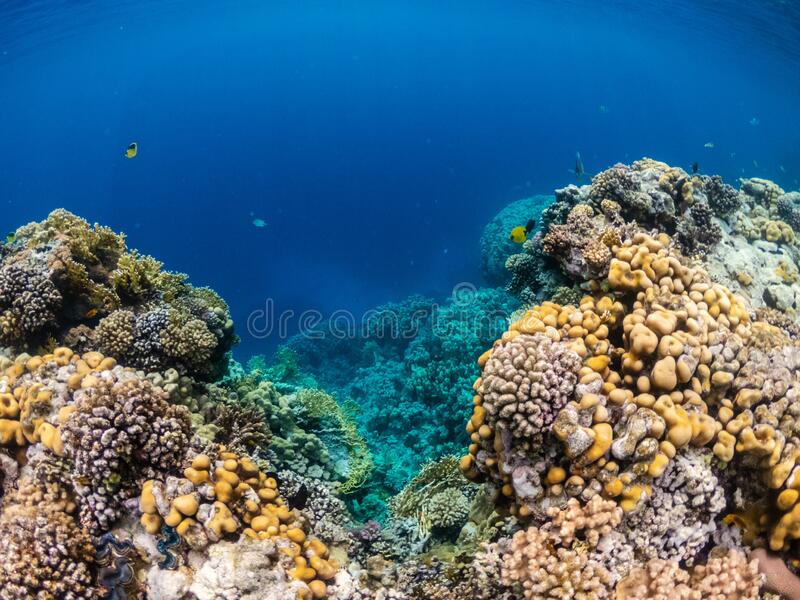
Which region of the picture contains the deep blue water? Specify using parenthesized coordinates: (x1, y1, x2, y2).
(2, 0, 799, 358)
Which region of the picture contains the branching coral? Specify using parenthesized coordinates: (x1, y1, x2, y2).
(674, 201, 722, 257)
(615, 546, 761, 599)
(277, 469, 353, 545)
(0, 263, 62, 345)
(390, 455, 477, 536)
(2, 209, 236, 379)
(61, 365, 192, 533)
(477, 331, 581, 444)
(703, 175, 742, 216)
(501, 524, 613, 598)
(0, 477, 99, 599)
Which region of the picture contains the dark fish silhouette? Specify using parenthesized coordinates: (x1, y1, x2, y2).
(692, 161, 699, 174)
(265, 471, 308, 510)
(288, 483, 309, 510)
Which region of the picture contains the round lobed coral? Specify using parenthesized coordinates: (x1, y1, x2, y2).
(140, 445, 340, 597)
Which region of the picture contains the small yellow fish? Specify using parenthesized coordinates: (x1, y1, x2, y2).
(722, 513, 742, 527)
(125, 142, 138, 158)
(509, 226, 527, 243)
(85, 308, 98, 318)
(509, 218, 537, 244)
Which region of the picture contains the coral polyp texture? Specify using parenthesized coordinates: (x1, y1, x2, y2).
(2, 209, 236, 380)
(3, 161, 800, 599)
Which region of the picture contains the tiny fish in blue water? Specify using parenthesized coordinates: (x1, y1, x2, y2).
(779, 165, 786, 173)
(704, 142, 715, 149)
(691, 161, 699, 174)
(124, 142, 137, 158)
(598, 104, 609, 114)
(749, 117, 760, 126)
(252, 218, 267, 227)
(5, 232, 15, 244)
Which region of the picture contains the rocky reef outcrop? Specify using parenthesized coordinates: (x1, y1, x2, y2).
(2, 163, 799, 599)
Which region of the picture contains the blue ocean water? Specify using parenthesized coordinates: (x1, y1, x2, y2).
(1, 0, 799, 359)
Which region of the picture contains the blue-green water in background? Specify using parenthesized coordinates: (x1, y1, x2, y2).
(1, 0, 799, 362)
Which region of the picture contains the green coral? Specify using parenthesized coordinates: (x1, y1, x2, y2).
(18, 209, 126, 265)
(296, 388, 374, 494)
(110, 250, 187, 302)
(389, 455, 477, 536)
(249, 347, 317, 393)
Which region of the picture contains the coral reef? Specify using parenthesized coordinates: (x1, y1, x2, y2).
(480, 195, 550, 286)
(2, 210, 236, 379)
(270, 287, 517, 518)
(0, 477, 99, 599)
(460, 221, 800, 596)
(3, 165, 800, 599)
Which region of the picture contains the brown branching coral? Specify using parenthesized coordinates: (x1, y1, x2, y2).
(0, 263, 62, 345)
(201, 398, 272, 456)
(501, 525, 613, 599)
(675, 201, 722, 257)
(616, 547, 761, 600)
(0, 477, 99, 599)
(542, 204, 621, 278)
(545, 495, 622, 547)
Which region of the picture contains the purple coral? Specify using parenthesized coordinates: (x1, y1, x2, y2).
(480, 333, 581, 442)
(0, 263, 62, 345)
(61, 371, 192, 533)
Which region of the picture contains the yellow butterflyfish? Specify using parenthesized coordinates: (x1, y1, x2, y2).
(125, 142, 138, 159)
(509, 218, 537, 244)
